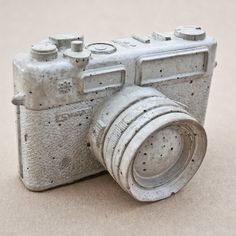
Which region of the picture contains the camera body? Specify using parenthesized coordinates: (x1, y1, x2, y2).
(12, 26, 217, 201)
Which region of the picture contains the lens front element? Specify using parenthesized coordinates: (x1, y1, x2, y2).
(133, 126, 186, 188)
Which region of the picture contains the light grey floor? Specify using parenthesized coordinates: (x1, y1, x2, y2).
(0, 0, 235, 235)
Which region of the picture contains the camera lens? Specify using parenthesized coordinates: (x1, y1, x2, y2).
(89, 86, 207, 201)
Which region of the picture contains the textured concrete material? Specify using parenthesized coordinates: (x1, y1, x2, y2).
(0, 0, 236, 235)
(13, 26, 216, 196)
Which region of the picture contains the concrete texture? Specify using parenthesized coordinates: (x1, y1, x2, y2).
(0, 0, 235, 235)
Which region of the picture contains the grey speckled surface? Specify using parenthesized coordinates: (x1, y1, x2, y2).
(0, 0, 236, 235)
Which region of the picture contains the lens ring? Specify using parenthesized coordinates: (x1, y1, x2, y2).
(103, 97, 182, 179)
(118, 113, 207, 201)
(110, 106, 188, 185)
(89, 86, 160, 167)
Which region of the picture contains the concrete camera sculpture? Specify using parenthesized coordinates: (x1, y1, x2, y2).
(12, 26, 217, 201)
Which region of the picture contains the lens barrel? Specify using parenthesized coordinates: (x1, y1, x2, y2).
(89, 86, 207, 201)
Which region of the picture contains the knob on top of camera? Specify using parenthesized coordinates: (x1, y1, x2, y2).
(174, 25, 206, 41)
(64, 40, 91, 66)
(31, 43, 58, 61)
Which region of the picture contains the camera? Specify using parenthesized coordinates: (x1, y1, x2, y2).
(12, 26, 217, 201)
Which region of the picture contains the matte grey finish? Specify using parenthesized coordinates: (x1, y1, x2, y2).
(12, 26, 217, 201)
